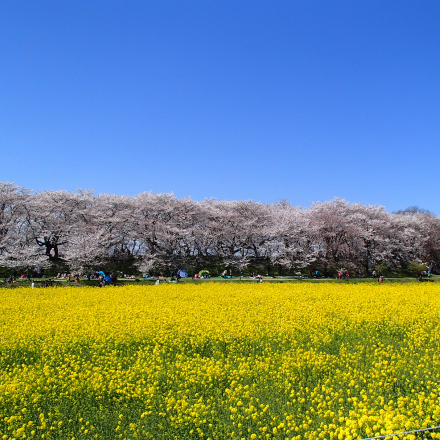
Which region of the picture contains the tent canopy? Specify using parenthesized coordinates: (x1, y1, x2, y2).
(177, 270, 188, 278)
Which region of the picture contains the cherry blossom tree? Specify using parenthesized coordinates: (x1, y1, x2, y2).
(1, 181, 439, 275)
(204, 199, 274, 271)
(0, 182, 47, 271)
(269, 201, 315, 273)
(345, 203, 394, 274)
(308, 198, 360, 274)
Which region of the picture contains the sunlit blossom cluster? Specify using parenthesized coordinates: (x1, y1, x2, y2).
(1, 283, 440, 439)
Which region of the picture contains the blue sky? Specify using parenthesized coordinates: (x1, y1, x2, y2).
(1, 1, 440, 213)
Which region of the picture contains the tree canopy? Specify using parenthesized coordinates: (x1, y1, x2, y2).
(1, 182, 439, 275)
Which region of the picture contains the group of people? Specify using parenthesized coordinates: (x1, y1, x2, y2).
(221, 270, 233, 278)
(249, 273, 263, 282)
(337, 270, 351, 279)
(6, 262, 440, 288)
(418, 263, 437, 282)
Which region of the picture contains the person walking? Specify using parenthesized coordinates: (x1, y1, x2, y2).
(428, 263, 433, 277)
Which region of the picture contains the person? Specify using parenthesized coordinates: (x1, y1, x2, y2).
(221, 270, 227, 278)
(378, 275, 383, 283)
(372, 270, 377, 278)
(155, 278, 160, 285)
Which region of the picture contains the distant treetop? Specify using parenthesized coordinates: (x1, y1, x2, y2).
(393, 206, 434, 216)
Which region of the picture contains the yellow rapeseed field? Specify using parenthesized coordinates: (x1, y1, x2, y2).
(1, 283, 440, 440)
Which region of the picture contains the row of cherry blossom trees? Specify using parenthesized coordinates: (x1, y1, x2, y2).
(1, 182, 439, 276)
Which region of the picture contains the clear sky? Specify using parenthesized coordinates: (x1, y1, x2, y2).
(1, 1, 439, 213)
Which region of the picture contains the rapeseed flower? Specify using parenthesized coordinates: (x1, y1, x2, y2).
(0, 283, 439, 439)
